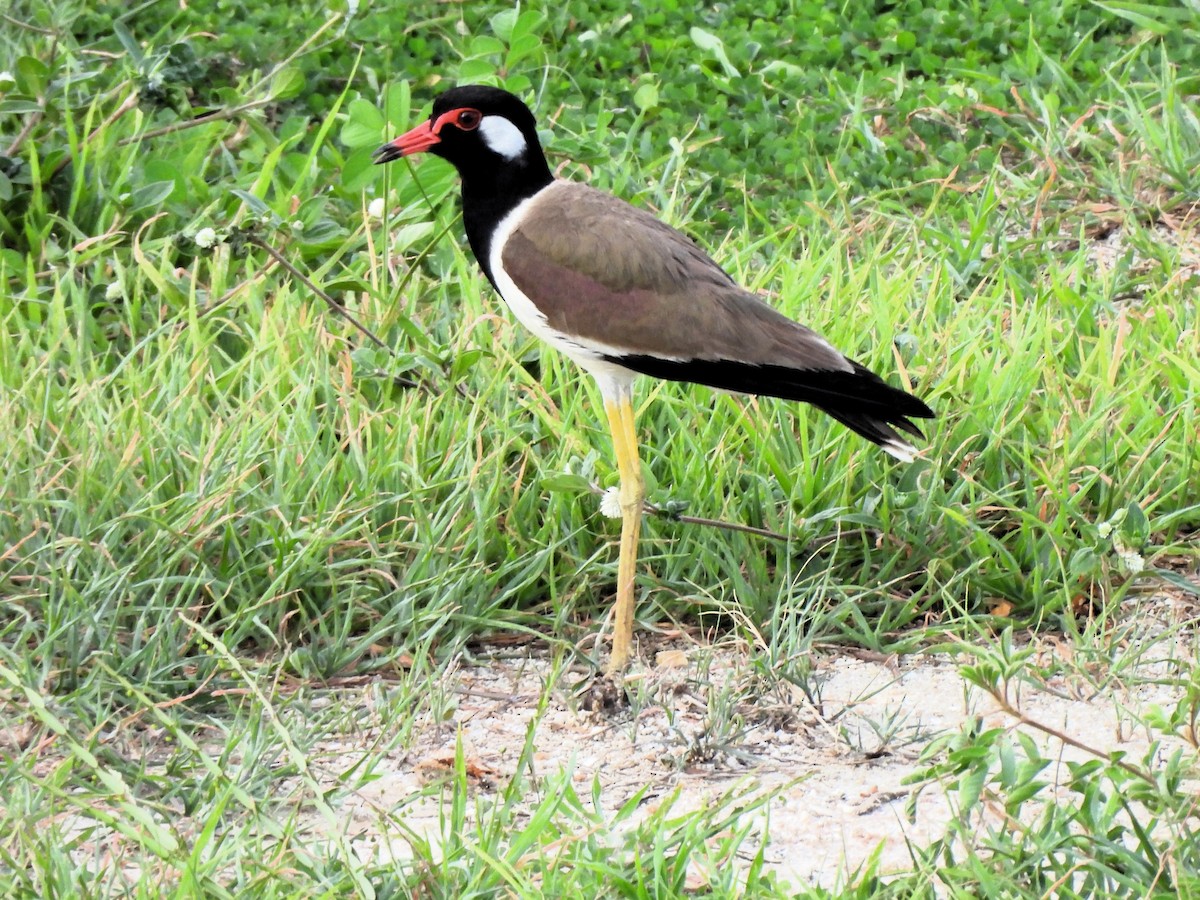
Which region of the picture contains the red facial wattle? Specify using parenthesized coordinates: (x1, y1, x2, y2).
(373, 108, 482, 163)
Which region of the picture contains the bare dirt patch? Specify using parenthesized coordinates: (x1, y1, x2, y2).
(312, 597, 1199, 889)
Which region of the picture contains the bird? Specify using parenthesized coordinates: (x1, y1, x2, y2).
(373, 85, 934, 675)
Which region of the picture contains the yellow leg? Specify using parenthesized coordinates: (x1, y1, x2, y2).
(603, 395, 644, 674)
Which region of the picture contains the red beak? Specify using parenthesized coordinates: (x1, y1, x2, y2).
(373, 120, 440, 164)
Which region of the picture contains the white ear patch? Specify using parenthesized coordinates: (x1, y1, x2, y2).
(479, 116, 527, 160)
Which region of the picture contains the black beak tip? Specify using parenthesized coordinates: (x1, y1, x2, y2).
(372, 143, 402, 165)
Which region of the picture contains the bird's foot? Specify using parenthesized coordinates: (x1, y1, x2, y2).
(581, 670, 627, 713)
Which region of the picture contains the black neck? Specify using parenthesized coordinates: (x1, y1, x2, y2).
(460, 157, 554, 287)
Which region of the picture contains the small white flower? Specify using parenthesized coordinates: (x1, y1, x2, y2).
(1096, 521, 1113, 540)
(104, 282, 123, 301)
(291, 220, 305, 232)
(599, 487, 623, 519)
(367, 197, 386, 220)
(1116, 548, 1145, 575)
(193, 227, 218, 249)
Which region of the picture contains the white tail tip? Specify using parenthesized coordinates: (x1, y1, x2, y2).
(882, 439, 918, 463)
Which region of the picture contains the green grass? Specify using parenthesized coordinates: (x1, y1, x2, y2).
(2, 0, 1199, 895)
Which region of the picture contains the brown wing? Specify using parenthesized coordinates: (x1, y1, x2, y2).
(499, 181, 934, 451)
(500, 182, 852, 372)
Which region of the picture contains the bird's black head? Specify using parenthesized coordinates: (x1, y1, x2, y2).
(373, 85, 555, 272)
(373, 85, 548, 180)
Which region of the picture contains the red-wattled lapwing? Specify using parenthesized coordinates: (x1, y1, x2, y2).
(374, 85, 934, 675)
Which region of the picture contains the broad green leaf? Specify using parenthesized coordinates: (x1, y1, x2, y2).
(341, 148, 377, 191)
(1119, 500, 1149, 546)
(230, 188, 270, 216)
(506, 33, 543, 69)
(459, 58, 498, 81)
(450, 348, 486, 380)
(689, 27, 740, 78)
(388, 221, 435, 252)
(129, 180, 175, 211)
(543, 473, 591, 493)
(0, 98, 44, 114)
(14, 56, 49, 95)
(340, 98, 386, 149)
(633, 81, 659, 112)
(469, 35, 506, 57)
(490, 8, 518, 41)
(384, 80, 412, 128)
(272, 66, 306, 101)
(760, 60, 803, 79)
(296, 219, 344, 245)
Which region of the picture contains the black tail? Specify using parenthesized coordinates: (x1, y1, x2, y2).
(609, 354, 934, 459)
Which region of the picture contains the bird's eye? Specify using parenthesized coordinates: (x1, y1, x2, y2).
(456, 110, 482, 130)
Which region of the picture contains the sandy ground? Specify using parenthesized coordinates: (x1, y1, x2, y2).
(11, 589, 1197, 892)
(305, 594, 1199, 891)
